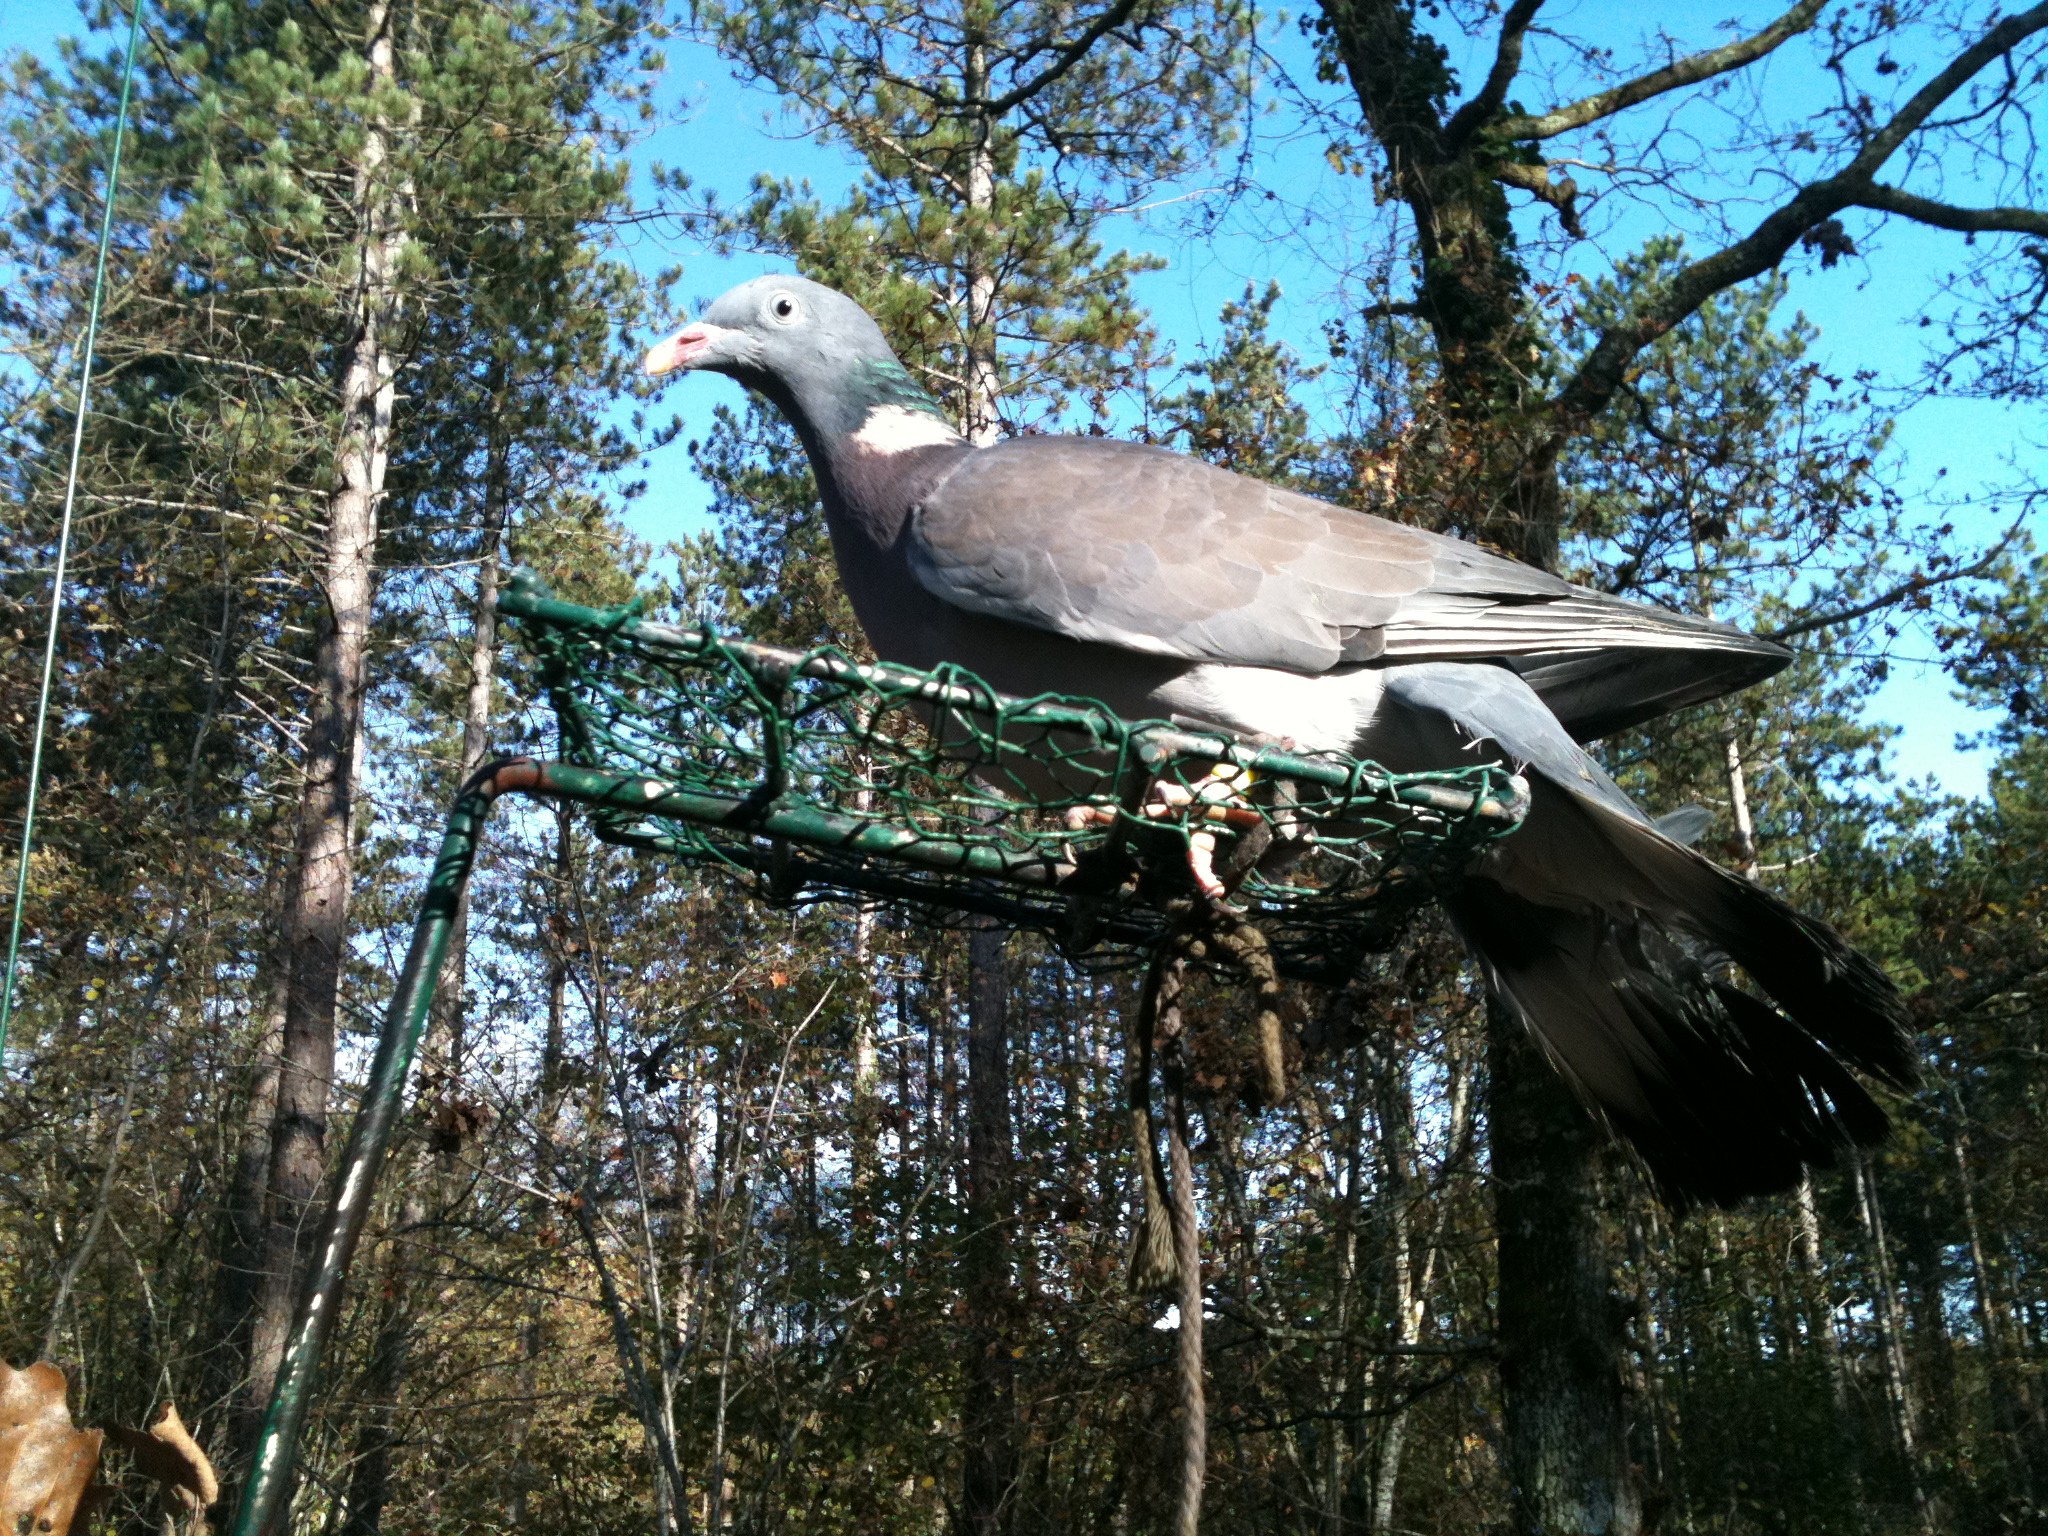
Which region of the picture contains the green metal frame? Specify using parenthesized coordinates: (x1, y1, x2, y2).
(504, 576, 1527, 982)
(229, 577, 1528, 1535)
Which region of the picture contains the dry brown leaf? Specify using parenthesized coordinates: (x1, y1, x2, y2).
(108, 1401, 218, 1513)
(428, 1095, 493, 1153)
(0, 1360, 104, 1536)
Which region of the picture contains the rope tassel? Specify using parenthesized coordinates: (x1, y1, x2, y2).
(1125, 917, 1290, 1293)
(1205, 916, 1289, 1106)
(1126, 949, 1185, 1293)
(1127, 1100, 1180, 1294)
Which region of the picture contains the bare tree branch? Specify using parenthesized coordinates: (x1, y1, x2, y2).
(1492, 159, 1583, 237)
(1441, 0, 1544, 152)
(1840, 8, 2048, 177)
(1762, 527, 2018, 643)
(1499, 0, 1825, 142)
(1851, 182, 2048, 237)
(986, 0, 1148, 116)
(1551, 1, 2048, 429)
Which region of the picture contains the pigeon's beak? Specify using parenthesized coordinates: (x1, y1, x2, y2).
(643, 322, 740, 376)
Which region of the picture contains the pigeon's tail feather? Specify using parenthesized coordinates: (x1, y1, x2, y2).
(1449, 785, 1914, 1206)
(1674, 853, 1918, 1091)
(1506, 635, 1789, 742)
(1593, 804, 1918, 1092)
(1448, 882, 1893, 1205)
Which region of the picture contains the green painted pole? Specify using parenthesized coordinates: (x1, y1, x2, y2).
(229, 760, 539, 1536)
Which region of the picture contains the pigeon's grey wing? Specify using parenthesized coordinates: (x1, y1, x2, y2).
(908, 438, 1789, 710)
(1379, 664, 1650, 827)
(908, 436, 1449, 671)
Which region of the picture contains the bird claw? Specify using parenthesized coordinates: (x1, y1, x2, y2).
(1151, 763, 1262, 899)
(1188, 828, 1233, 902)
(1063, 803, 1114, 832)
(1063, 762, 1268, 899)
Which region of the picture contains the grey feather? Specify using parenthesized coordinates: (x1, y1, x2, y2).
(1653, 806, 1715, 848)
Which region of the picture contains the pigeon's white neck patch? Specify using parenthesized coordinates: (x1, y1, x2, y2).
(847, 405, 963, 454)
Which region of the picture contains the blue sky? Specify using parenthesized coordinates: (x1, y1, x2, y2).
(7, 0, 2035, 797)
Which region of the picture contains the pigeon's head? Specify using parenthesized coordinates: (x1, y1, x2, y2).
(645, 275, 960, 450)
(644, 275, 891, 384)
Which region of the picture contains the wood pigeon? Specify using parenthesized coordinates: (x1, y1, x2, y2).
(647, 274, 1915, 1204)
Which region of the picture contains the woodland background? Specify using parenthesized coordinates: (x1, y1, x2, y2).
(2, 0, 2047, 1532)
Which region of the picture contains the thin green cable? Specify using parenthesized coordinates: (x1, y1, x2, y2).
(0, 1, 148, 1072)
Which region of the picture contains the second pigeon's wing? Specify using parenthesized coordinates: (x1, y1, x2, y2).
(908, 436, 1789, 736)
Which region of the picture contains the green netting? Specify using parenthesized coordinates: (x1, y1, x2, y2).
(500, 574, 1528, 984)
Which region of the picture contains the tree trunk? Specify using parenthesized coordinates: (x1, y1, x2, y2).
(1622, 1204, 1675, 1509)
(1488, 1000, 1641, 1536)
(434, 383, 511, 1082)
(246, 0, 409, 1423)
(1365, 1024, 1462, 1533)
(508, 852, 572, 1527)
(1368, 1048, 1417, 1535)
(953, 73, 1012, 1484)
(1898, 1197, 1960, 1472)
(1309, 13, 1640, 1524)
(541, 799, 572, 1140)
(1852, 1156, 1938, 1534)
(940, 961, 960, 1161)
(212, 952, 286, 1408)
(896, 970, 916, 1194)
(851, 780, 882, 1195)
(960, 921, 1017, 1535)
(1951, 1121, 2038, 1507)
(339, 1192, 422, 1536)
(1166, 1076, 1204, 1536)
(1791, 1170, 1867, 1515)
(960, 47, 1001, 447)
(1722, 733, 1761, 877)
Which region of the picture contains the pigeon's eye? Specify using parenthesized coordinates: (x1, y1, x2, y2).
(767, 291, 802, 325)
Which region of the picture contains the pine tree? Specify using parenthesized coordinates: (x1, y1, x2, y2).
(2, 0, 663, 1514)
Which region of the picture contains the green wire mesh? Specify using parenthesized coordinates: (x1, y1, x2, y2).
(500, 574, 1528, 984)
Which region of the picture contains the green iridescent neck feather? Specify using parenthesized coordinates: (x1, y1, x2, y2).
(855, 357, 951, 421)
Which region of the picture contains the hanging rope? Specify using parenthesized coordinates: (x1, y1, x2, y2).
(1124, 903, 1297, 1536)
(0, 0, 147, 1072)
